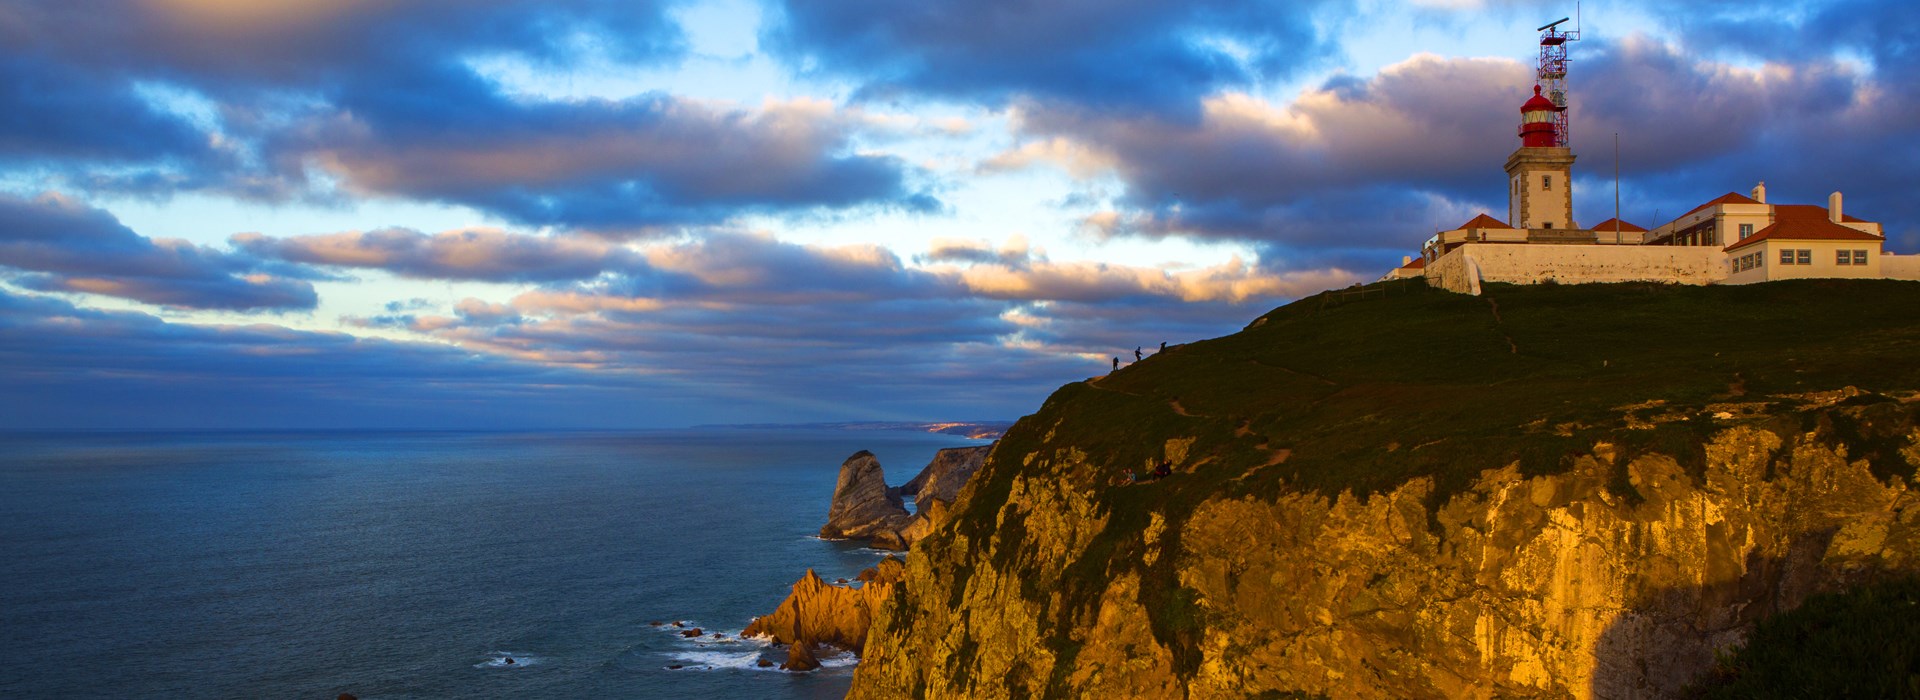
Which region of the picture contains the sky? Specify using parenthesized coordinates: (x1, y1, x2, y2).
(2, 0, 1915, 429)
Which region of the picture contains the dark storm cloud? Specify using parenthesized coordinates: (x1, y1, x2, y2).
(762, 0, 1351, 114)
(0, 1, 935, 228)
(0, 192, 316, 310)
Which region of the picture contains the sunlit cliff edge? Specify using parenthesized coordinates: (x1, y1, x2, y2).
(844, 279, 1920, 699)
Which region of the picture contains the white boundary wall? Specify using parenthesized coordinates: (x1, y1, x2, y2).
(1426, 244, 1727, 294)
(1885, 254, 1920, 281)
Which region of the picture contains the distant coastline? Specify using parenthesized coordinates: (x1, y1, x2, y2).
(697, 421, 1012, 440)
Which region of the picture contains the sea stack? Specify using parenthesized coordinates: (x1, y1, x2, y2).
(819, 451, 914, 541)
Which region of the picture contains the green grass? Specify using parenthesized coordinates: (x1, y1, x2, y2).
(943, 279, 1920, 693)
(1690, 577, 1920, 699)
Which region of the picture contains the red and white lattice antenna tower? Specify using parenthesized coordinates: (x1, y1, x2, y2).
(1537, 12, 1578, 147)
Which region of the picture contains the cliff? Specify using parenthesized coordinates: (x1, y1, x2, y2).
(847, 279, 1920, 699)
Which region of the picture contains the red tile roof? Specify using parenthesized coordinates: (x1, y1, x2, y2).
(1724, 204, 1883, 252)
(1586, 218, 1647, 233)
(1399, 257, 1427, 270)
(1681, 192, 1760, 219)
(1455, 213, 1512, 230)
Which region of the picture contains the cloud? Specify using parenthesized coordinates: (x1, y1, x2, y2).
(0, 1, 938, 229)
(0, 289, 714, 429)
(0, 192, 316, 310)
(762, 0, 1349, 114)
(920, 236, 1036, 267)
(0, 54, 216, 166)
(1, 1, 685, 87)
(296, 94, 939, 231)
(233, 226, 637, 282)
(948, 257, 1356, 305)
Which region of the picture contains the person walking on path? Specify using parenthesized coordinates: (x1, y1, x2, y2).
(1134, 347, 1143, 362)
(1112, 357, 1120, 371)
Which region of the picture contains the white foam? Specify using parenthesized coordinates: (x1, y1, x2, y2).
(818, 650, 860, 668)
(474, 651, 539, 669)
(666, 650, 781, 672)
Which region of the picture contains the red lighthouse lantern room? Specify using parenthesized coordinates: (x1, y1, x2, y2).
(1519, 85, 1559, 147)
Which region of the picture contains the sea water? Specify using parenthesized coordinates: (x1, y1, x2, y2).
(0, 428, 983, 699)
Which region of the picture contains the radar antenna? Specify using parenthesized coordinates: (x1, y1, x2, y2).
(1537, 11, 1579, 147)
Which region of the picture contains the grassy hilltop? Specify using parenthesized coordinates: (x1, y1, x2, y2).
(883, 278, 1920, 698)
(967, 278, 1920, 519)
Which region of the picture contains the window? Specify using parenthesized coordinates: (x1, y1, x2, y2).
(1542, 175, 1553, 190)
(1544, 222, 1554, 229)
(1838, 250, 1852, 265)
(1739, 223, 1754, 240)
(1853, 250, 1869, 265)
(1512, 178, 1520, 195)
(1781, 249, 1794, 265)
(1797, 249, 1812, 265)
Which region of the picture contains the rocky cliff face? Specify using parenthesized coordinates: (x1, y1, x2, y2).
(841, 281, 1920, 699)
(853, 405, 1920, 699)
(821, 450, 914, 543)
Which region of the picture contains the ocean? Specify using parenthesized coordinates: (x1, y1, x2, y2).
(0, 428, 985, 699)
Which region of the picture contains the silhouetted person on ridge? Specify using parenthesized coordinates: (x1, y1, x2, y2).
(1160, 341, 1166, 353)
(1112, 357, 1119, 371)
(1134, 347, 1143, 361)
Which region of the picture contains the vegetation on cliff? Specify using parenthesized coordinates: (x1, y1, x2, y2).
(1691, 576, 1920, 699)
(855, 279, 1920, 699)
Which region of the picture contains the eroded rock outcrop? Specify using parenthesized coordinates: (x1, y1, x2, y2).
(820, 451, 914, 542)
(899, 445, 993, 507)
(746, 557, 906, 671)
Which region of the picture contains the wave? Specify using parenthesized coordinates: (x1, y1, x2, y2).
(665, 649, 780, 672)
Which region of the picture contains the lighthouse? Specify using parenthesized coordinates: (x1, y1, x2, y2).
(1505, 85, 1577, 230)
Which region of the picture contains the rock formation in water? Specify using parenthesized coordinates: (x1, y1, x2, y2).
(839, 280, 1920, 699)
(746, 556, 907, 671)
(820, 450, 914, 543)
(822, 445, 995, 550)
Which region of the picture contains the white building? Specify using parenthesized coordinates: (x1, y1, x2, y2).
(1400, 82, 1920, 292)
